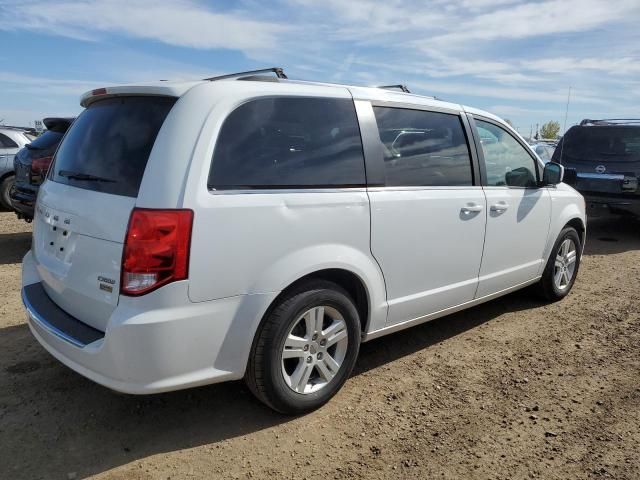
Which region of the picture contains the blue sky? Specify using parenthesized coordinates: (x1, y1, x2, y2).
(1, 0, 639, 136)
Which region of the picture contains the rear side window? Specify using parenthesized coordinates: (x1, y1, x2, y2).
(0, 133, 18, 149)
(209, 97, 366, 189)
(372, 107, 473, 187)
(51, 96, 176, 197)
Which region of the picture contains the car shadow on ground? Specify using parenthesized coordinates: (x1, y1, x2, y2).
(583, 215, 640, 256)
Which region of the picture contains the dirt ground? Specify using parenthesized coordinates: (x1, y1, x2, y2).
(0, 210, 638, 480)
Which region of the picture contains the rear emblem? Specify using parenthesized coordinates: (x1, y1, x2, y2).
(595, 165, 606, 174)
(98, 276, 115, 294)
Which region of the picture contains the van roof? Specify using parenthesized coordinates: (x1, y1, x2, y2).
(79, 72, 505, 125)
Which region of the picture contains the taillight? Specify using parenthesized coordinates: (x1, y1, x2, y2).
(31, 156, 53, 175)
(121, 208, 193, 296)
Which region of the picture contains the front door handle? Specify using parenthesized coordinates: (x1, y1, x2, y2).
(461, 204, 484, 215)
(490, 202, 509, 213)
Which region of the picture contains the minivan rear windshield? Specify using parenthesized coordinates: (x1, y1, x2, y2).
(50, 96, 176, 197)
(559, 126, 640, 162)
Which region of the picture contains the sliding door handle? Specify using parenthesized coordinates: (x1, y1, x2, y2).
(461, 204, 484, 214)
(490, 202, 509, 213)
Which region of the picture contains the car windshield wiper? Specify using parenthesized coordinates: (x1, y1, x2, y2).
(58, 170, 116, 183)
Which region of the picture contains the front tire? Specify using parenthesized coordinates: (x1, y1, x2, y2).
(536, 226, 581, 301)
(245, 280, 361, 414)
(0, 174, 15, 210)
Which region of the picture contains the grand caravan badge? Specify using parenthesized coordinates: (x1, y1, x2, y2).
(98, 276, 116, 293)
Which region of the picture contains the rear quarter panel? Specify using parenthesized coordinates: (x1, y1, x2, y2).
(177, 82, 389, 333)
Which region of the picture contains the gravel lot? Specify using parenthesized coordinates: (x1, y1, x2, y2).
(0, 210, 638, 480)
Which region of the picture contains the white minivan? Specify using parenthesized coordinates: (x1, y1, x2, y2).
(21, 68, 585, 413)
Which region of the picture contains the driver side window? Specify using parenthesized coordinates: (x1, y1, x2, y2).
(476, 120, 537, 188)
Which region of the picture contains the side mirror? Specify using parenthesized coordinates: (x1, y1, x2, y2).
(542, 161, 564, 186)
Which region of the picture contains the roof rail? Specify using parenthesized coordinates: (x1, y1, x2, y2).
(377, 84, 411, 93)
(579, 118, 640, 126)
(0, 124, 36, 133)
(204, 67, 288, 82)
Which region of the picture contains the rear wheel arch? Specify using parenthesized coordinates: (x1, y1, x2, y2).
(260, 268, 370, 336)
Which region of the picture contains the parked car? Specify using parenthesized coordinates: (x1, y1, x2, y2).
(21, 68, 586, 414)
(11, 117, 74, 221)
(528, 141, 556, 163)
(0, 126, 36, 209)
(552, 119, 640, 217)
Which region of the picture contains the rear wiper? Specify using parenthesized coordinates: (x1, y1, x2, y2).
(58, 170, 116, 183)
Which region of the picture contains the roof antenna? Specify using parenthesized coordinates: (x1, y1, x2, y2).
(559, 86, 571, 164)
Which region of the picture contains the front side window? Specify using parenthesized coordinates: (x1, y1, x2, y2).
(209, 97, 366, 189)
(372, 107, 473, 187)
(476, 120, 538, 187)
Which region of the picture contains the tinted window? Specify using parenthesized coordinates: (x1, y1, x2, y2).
(0, 133, 18, 149)
(28, 130, 64, 150)
(51, 96, 176, 197)
(476, 120, 537, 187)
(209, 97, 365, 189)
(556, 126, 640, 163)
(372, 107, 473, 187)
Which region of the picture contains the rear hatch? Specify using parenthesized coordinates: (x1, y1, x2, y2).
(554, 125, 640, 196)
(33, 96, 177, 331)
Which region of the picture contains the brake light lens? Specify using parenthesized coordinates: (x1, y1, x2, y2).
(121, 208, 193, 296)
(31, 156, 53, 175)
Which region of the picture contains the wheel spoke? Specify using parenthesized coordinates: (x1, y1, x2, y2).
(290, 362, 314, 393)
(285, 334, 307, 349)
(323, 352, 340, 373)
(554, 269, 563, 286)
(323, 320, 348, 347)
(555, 257, 564, 269)
(562, 270, 570, 286)
(304, 306, 325, 336)
(316, 358, 336, 382)
(282, 348, 306, 359)
(566, 250, 577, 265)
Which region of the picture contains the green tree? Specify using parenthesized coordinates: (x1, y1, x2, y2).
(540, 120, 561, 139)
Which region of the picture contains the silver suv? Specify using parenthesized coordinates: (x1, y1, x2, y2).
(0, 126, 36, 209)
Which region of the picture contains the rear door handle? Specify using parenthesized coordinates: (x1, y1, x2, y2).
(490, 202, 509, 213)
(461, 204, 484, 214)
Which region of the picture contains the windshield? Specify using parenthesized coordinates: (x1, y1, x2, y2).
(50, 96, 176, 197)
(560, 126, 640, 162)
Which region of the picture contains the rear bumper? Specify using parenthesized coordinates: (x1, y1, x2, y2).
(22, 251, 277, 394)
(9, 186, 35, 218)
(582, 192, 640, 217)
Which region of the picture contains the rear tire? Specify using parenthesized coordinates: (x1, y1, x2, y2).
(0, 174, 15, 210)
(535, 226, 581, 301)
(245, 280, 361, 414)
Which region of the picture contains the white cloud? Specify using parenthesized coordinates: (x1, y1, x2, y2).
(427, 0, 640, 45)
(0, 0, 286, 52)
(524, 57, 640, 76)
